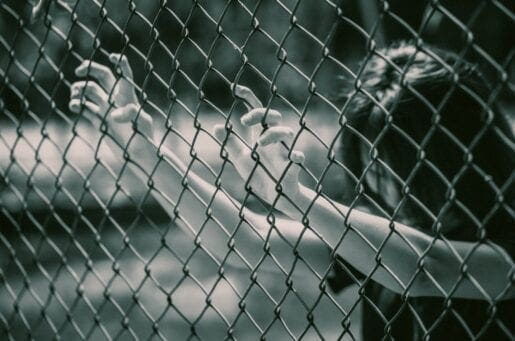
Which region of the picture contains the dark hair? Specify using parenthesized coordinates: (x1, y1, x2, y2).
(339, 42, 514, 239)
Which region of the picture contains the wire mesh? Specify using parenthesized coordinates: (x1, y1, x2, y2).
(0, 0, 513, 340)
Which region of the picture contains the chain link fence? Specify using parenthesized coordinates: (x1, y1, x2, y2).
(1, 0, 514, 340)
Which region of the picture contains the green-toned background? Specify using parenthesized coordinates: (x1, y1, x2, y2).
(1, 0, 513, 339)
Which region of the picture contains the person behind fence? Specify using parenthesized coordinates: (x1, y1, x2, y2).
(69, 41, 514, 340)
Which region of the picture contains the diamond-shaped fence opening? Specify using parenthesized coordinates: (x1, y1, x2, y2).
(0, 0, 513, 340)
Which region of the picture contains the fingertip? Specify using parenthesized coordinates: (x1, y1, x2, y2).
(213, 124, 226, 141)
(233, 84, 247, 97)
(75, 61, 91, 76)
(69, 99, 80, 113)
(109, 53, 128, 65)
(110, 107, 126, 122)
(109, 53, 133, 78)
(240, 114, 250, 126)
(267, 110, 282, 125)
(240, 108, 260, 126)
(240, 108, 282, 126)
(70, 80, 83, 94)
(69, 84, 78, 97)
(290, 150, 305, 164)
(74, 66, 84, 77)
(109, 53, 119, 63)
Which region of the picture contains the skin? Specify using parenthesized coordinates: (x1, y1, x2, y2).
(69, 54, 514, 301)
(31, 0, 52, 23)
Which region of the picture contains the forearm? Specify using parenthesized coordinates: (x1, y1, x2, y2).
(104, 128, 250, 258)
(286, 186, 431, 295)
(68, 57, 332, 272)
(282, 186, 514, 299)
(104, 128, 331, 274)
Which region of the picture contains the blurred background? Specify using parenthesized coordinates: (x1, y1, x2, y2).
(0, 0, 513, 339)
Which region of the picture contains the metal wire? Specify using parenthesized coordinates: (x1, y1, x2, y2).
(0, 0, 513, 340)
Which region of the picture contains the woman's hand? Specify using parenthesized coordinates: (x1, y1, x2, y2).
(69, 53, 153, 143)
(213, 86, 305, 210)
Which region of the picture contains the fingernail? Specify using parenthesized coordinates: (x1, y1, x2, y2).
(241, 114, 251, 125)
(69, 101, 79, 113)
(213, 125, 225, 140)
(75, 61, 89, 75)
(234, 84, 249, 97)
(290, 151, 305, 164)
(109, 54, 119, 63)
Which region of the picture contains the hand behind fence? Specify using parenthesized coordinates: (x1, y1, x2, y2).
(214, 86, 305, 208)
(69, 53, 153, 144)
(69, 53, 305, 210)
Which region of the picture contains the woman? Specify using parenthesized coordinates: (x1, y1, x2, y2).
(69, 42, 514, 339)
(326, 42, 515, 340)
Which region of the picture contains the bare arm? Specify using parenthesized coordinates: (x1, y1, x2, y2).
(121, 137, 331, 276)
(293, 187, 514, 300)
(68, 54, 332, 276)
(220, 97, 514, 301)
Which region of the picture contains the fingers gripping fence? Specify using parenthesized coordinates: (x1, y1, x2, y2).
(1, 0, 514, 340)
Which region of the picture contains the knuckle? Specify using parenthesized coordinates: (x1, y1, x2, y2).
(80, 83, 94, 93)
(92, 82, 103, 92)
(126, 103, 138, 111)
(72, 81, 84, 88)
(81, 61, 96, 71)
(92, 63, 109, 73)
(81, 82, 93, 91)
(283, 127, 294, 135)
(272, 126, 293, 137)
(264, 110, 281, 124)
(249, 108, 264, 117)
(96, 62, 108, 70)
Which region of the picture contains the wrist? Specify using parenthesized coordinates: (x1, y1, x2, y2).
(277, 185, 316, 219)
